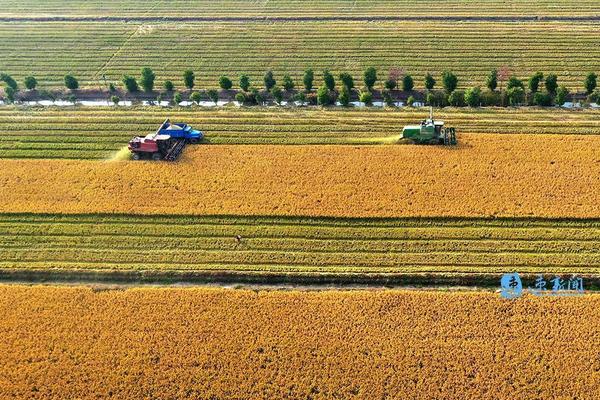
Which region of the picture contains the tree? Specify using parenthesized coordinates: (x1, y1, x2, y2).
(587, 89, 600, 104)
(363, 67, 377, 91)
(235, 92, 246, 104)
(323, 70, 335, 91)
(464, 86, 481, 107)
(584, 72, 597, 95)
(303, 69, 314, 91)
(183, 70, 195, 90)
(190, 91, 202, 104)
(425, 92, 434, 106)
(207, 89, 219, 105)
(64, 74, 78, 90)
(486, 69, 498, 91)
(382, 90, 394, 107)
(442, 71, 458, 93)
(338, 85, 350, 106)
(4, 86, 15, 103)
(293, 92, 306, 105)
(252, 88, 265, 105)
(507, 87, 525, 106)
(271, 86, 283, 105)
(219, 76, 233, 90)
(481, 90, 501, 106)
(402, 75, 414, 91)
(122, 76, 138, 92)
(545, 74, 558, 94)
(533, 91, 553, 106)
(448, 90, 465, 106)
(555, 85, 569, 106)
(316, 85, 331, 105)
(173, 92, 182, 105)
(111, 95, 120, 105)
(263, 71, 276, 91)
(24, 76, 37, 90)
(282, 74, 294, 91)
(339, 72, 354, 90)
(497, 66, 511, 90)
(406, 96, 415, 107)
(425, 73, 436, 90)
(0, 73, 17, 90)
(140, 67, 155, 92)
(528, 72, 544, 93)
(108, 83, 116, 93)
(384, 79, 396, 90)
(359, 91, 373, 106)
(239, 75, 250, 92)
(164, 80, 174, 91)
(506, 76, 524, 91)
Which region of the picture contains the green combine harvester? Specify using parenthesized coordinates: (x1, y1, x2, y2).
(401, 108, 457, 145)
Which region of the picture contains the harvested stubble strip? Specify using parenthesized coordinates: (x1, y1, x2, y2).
(1, 0, 600, 17)
(0, 21, 598, 89)
(0, 286, 599, 399)
(0, 134, 598, 218)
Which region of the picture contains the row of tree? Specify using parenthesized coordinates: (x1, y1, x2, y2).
(1, 67, 599, 107)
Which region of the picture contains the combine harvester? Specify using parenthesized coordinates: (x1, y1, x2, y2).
(401, 108, 457, 145)
(128, 119, 203, 161)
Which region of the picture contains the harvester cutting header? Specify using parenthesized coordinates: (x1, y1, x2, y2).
(401, 108, 457, 145)
(128, 119, 203, 161)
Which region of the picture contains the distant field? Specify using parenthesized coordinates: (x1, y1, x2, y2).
(2, 286, 599, 399)
(1, 214, 599, 279)
(0, 136, 598, 218)
(0, 0, 598, 18)
(1, 107, 599, 159)
(0, 21, 598, 90)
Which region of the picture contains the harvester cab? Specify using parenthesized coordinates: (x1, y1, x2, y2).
(128, 118, 203, 161)
(401, 107, 457, 145)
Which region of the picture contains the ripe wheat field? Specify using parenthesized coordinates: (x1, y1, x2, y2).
(1, 286, 599, 399)
(1, 107, 598, 159)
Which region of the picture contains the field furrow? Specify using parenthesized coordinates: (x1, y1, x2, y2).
(0, 21, 598, 90)
(0, 214, 598, 277)
(0, 0, 598, 18)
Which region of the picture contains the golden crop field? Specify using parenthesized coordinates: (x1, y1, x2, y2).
(1, 286, 599, 399)
(0, 134, 598, 218)
(0, 21, 598, 90)
(2, 107, 600, 159)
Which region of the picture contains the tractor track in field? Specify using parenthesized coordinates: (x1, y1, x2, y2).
(0, 15, 599, 23)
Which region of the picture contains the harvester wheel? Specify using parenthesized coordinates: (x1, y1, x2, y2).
(152, 153, 162, 161)
(189, 138, 199, 144)
(132, 153, 141, 161)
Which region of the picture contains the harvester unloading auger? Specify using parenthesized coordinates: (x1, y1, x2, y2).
(401, 107, 457, 145)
